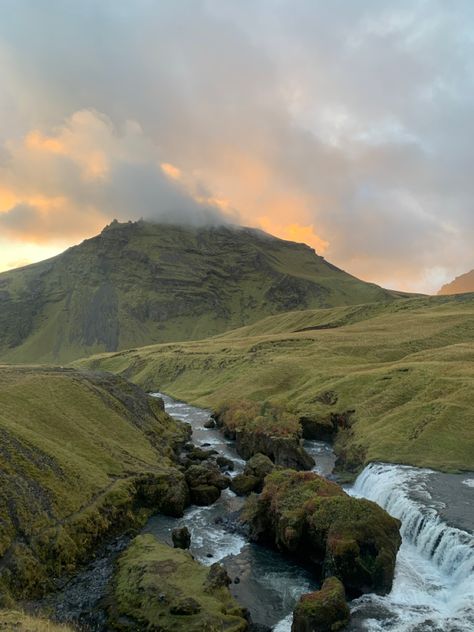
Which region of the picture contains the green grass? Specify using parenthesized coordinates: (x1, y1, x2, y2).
(79, 293, 474, 473)
(0, 366, 189, 600)
(111, 534, 247, 631)
(0, 220, 401, 364)
(0, 610, 75, 631)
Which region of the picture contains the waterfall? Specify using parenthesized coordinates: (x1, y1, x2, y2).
(350, 462, 474, 631)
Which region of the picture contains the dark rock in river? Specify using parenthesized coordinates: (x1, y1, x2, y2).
(231, 453, 275, 496)
(172, 526, 191, 550)
(191, 484, 221, 506)
(231, 474, 261, 496)
(292, 576, 350, 632)
(244, 470, 401, 596)
(216, 455, 235, 471)
(204, 419, 216, 429)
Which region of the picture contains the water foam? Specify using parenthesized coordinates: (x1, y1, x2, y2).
(350, 462, 474, 631)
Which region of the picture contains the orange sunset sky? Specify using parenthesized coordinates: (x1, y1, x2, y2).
(0, 1, 473, 293)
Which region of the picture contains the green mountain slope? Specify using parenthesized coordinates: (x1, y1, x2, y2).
(0, 366, 189, 600)
(0, 220, 398, 364)
(438, 269, 474, 295)
(81, 294, 474, 474)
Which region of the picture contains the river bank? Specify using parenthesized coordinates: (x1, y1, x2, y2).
(29, 393, 474, 631)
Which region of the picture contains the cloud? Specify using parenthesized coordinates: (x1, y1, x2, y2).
(0, 0, 473, 291)
(0, 109, 231, 242)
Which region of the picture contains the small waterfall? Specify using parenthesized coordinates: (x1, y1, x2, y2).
(350, 462, 474, 631)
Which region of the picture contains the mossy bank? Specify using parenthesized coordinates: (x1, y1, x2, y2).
(110, 534, 248, 631)
(0, 366, 190, 603)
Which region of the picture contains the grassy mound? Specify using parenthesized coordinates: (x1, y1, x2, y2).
(110, 534, 248, 631)
(81, 294, 474, 473)
(0, 367, 190, 601)
(292, 576, 350, 632)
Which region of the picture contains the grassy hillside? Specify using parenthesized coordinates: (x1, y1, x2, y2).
(0, 610, 75, 631)
(0, 220, 399, 364)
(438, 269, 474, 295)
(81, 294, 474, 474)
(0, 366, 189, 601)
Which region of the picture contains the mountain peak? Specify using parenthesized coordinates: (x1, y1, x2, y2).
(0, 221, 394, 363)
(438, 269, 474, 295)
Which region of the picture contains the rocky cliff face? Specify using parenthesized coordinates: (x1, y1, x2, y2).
(0, 220, 394, 363)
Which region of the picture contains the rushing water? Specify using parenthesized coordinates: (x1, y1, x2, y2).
(149, 394, 474, 632)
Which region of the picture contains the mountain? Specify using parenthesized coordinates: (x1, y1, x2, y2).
(0, 220, 399, 363)
(438, 269, 474, 295)
(81, 294, 474, 474)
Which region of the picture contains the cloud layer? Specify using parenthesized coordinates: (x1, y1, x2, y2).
(0, 0, 473, 291)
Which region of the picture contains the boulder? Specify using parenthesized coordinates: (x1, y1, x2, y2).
(230, 454, 274, 496)
(191, 485, 221, 506)
(230, 474, 260, 496)
(292, 577, 350, 632)
(204, 419, 216, 429)
(216, 456, 235, 471)
(245, 453, 274, 482)
(244, 470, 401, 596)
(172, 527, 191, 550)
(185, 463, 230, 491)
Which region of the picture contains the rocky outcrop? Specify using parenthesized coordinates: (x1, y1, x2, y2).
(299, 410, 354, 442)
(185, 463, 230, 506)
(292, 577, 350, 632)
(214, 401, 314, 471)
(110, 534, 248, 631)
(172, 527, 191, 550)
(235, 430, 314, 470)
(243, 470, 401, 596)
(230, 453, 274, 496)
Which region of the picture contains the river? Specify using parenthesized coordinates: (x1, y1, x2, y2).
(146, 394, 474, 632)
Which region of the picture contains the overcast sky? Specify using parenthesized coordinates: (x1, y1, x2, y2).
(0, 0, 473, 292)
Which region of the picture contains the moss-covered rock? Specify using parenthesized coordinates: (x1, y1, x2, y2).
(230, 474, 261, 496)
(110, 534, 248, 631)
(185, 463, 230, 506)
(230, 453, 275, 496)
(244, 453, 274, 485)
(172, 527, 191, 550)
(215, 401, 314, 470)
(244, 470, 401, 596)
(292, 577, 350, 632)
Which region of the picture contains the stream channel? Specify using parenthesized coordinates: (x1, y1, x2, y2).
(37, 393, 474, 631)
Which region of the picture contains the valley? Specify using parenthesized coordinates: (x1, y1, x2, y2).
(0, 225, 472, 632)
